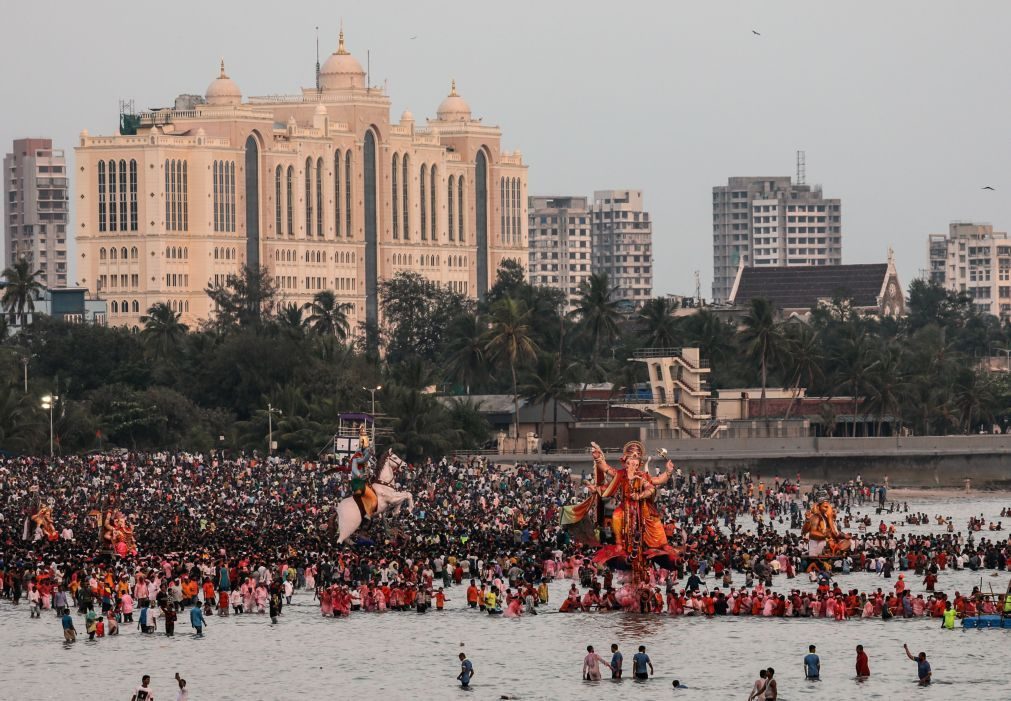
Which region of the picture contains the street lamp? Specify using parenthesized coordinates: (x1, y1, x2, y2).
(267, 402, 282, 456)
(363, 385, 382, 415)
(41, 394, 58, 457)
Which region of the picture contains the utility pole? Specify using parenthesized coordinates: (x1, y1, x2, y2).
(363, 385, 382, 415)
(267, 403, 282, 455)
(41, 394, 58, 457)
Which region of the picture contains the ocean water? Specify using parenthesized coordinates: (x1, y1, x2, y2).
(3, 494, 1010, 701)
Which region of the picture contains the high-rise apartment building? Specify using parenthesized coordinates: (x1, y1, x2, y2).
(527, 196, 592, 311)
(74, 31, 528, 329)
(712, 176, 841, 302)
(590, 189, 653, 310)
(4, 138, 70, 286)
(928, 222, 1011, 317)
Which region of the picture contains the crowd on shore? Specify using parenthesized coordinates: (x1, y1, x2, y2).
(0, 451, 1009, 631)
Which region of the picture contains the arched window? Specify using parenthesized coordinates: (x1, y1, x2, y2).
(121, 300, 128, 313)
(111, 301, 118, 313)
(274, 165, 282, 236)
(108, 160, 118, 231)
(228, 161, 236, 233)
(164, 159, 171, 230)
(214, 247, 219, 260)
(129, 160, 138, 231)
(447, 175, 455, 241)
(402, 154, 409, 239)
(305, 157, 313, 237)
(183, 247, 188, 259)
(286, 166, 294, 235)
(391, 153, 399, 240)
(98, 161, 107, 232)
(500, 177, 507, 244)
(316, 157, 324, 238)
(118, 160, 127, 232)
(513, 177, 521, 245)
(334, 149, 341, 237)
(474, 150, 488, 294)
(457, 176, 465, 242)
(213, 160, 220, 232)
(430, 165, 438, 242)
(132, 300, 139, 313)
(420, 164, 427, 240)
(131, 246, 138, 259)
(181, 161, 188, 231)
(110, 247, 118, 260)
(100, 247, 107, 260)
(344, 150, 352, 238)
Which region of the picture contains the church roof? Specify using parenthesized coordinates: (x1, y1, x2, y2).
(730, 263, 888, 310)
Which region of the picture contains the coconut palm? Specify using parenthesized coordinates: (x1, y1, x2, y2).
(303, 290, 351, 340)
(139, 302, 189, 361)
(275, 302, 306, 339)
(832, 328, 875, 436)
(484, 297, 539, 440)
(1, 258, 45, 326)
(569, 273, 621, 412)
(444, 312, 488, 394)
(520, 352, 575, 445)
(782, 325, 824, 419)
(739, 297, 786, 420)
(637, 297, 681, 349)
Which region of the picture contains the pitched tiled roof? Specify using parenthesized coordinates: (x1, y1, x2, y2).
(732, 264, 887, 309)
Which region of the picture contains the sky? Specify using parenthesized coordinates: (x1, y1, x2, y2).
(3, 0, 1010, 297)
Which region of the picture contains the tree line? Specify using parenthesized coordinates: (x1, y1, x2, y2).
(1, 257, 1009, 457)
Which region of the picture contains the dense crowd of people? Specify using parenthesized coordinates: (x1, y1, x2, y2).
(0, 451, 1009, 634)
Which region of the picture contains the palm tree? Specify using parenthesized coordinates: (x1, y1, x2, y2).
(833, 328, 874, 436)
(484, 297, 539, 441)
(569, 273, 620, 412)
(1, 258, 45, 326)
(275, 302, 306, 338)
(782, 325, 824, 419)
(865, 344, 904, 435)
(520, 352, 574, 445)
(139, 302, 189, 361)
(303, 290, 351, 340)
(443, 312, 488, 394)
(739, 297, 785, 420)
(637, 297, 681, 349)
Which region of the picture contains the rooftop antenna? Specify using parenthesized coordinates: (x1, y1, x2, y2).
(315, 26, 320, 93)
(796, 149, 806, 186)
(694, 270, 701, 302)
(367, 49, 371, 92)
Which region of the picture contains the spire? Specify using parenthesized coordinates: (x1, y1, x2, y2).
(219, 58, 227, 78)
(337, 20, 348, 55)
(450, 79, 458, 97)
(315, 26, 321, 92)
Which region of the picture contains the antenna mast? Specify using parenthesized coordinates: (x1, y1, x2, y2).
(796, 150, 806, 186)
(694, 270, 701, 303)
(315, 26, 320, 93)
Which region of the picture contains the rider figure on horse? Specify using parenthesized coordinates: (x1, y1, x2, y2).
(350, 423, 372, 521)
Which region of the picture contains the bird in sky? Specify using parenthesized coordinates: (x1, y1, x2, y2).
(752, 30, 761, 36)
(410, 35, 418, 40)
(983, 186, 995, 190)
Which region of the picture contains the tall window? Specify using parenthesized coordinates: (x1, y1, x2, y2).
(500, 177, 506, 244)
(316, 157, 324, 238)
(182, 161, 188, 231)
(286, 166, 294, 235)
(108, 160, 118, 231)
(129, 160, 138, 231)
(513, 177, 520, 244)
(274, 166, 282, 236)
(227, 161, 235, 232)
(402, 155, 409, 239)
(118, 160, 127, 231)
(344, 150, 352, 238)
(391, 154, 399, 240)
(98, 161, 107, 232)
(457, 176, 465, 242)
(305, 157, 313, 237)
(430, 166, 438, 242)
(447, 175, 455, 241)
(334, 149, 342, 237)
(420, 164, 427, 240)
(165, 159, 171, 230)
(213, 161, 221, 232)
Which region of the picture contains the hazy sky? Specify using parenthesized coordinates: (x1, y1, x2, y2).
(4, 0, 1010, 296)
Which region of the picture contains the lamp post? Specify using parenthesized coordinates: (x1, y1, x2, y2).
(267, 403, 282, 456)
(41, 394, 58, 457)
(363, 385, 382, 415)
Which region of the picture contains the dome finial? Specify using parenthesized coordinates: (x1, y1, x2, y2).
(337, 20, 348, 55)
(450, 79, 458, 97)
(220, 58, 227, 78)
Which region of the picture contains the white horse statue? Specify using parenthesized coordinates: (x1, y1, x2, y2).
(335, 448, 414, 544)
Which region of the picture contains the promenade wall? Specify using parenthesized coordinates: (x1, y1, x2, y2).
(488, 435, 1011, 488)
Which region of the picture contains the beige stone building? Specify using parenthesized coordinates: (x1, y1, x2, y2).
(75, 31, 528, 329)
(928, 222, 1011, 317)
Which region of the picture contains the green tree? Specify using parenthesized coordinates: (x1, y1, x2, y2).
(739, 297, 785, 419)
(204, 265, 278, 329)
(832, 328, 875, 436)
(304, 290, 351, 341)
(140, 302, 189, 361)
(569, 273, 621, 411)
(520, 352, 575, 444)
(443, 312, 488, 394)
(275, 302, 307, 339)
(637, 297, 681, 349)
(484, 297, 539, 440)
(1, 258, 46, 326)
(379, 272, 468, 365)
(782, 325, 824, 419)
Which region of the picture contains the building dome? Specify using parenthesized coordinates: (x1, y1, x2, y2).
(206, 59, 242, 105)
(436, 80, 471, 121)
(400, 108, 414, 123)
(319, 30, 366, 91)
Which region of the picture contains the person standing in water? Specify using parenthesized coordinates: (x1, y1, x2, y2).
(855, 645, 870, 678)
(457, 652, 474, 688)
(803, 645, 820, 680)
(632, 645, 653, 681)
(582, 645, 611, 680)
(610, 643, 623, 679)
(763, 668, 778, 700)
(903, 644, 931, 685)
(130, 675, 154, 701)
(747, 669, 768, 701)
